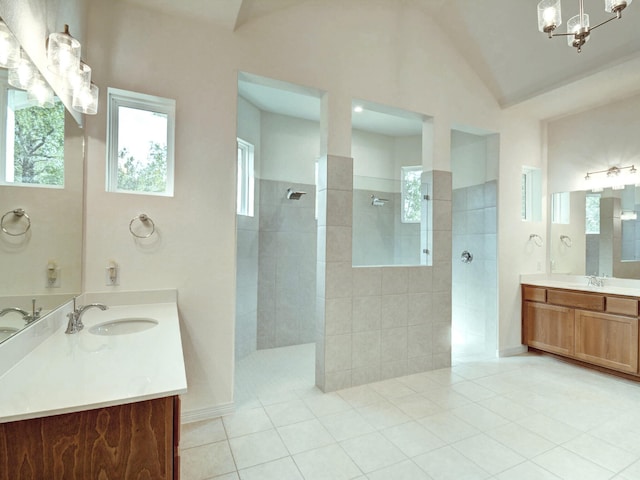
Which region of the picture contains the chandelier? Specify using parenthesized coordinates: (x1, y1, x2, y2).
(537, 0, 633, 52)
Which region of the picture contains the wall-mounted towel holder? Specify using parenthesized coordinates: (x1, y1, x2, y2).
(1, 208, 31, 236)
(529, 234, 543, 247)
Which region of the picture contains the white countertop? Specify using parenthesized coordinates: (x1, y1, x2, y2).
(0, 299, 187, 423)
(521, 274, 640, 298)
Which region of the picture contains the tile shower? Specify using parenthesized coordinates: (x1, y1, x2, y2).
(235, 179, 317, 360)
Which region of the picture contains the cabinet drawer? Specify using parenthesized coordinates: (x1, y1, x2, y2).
(606, 296, 638, 317)
(547, 289, 604, 311)
(523, 285, 546, 302)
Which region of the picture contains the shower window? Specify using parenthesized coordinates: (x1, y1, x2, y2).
(237, 137, 254, 217)
(106, 88, 175, 196)
(401, 166, 422, 223)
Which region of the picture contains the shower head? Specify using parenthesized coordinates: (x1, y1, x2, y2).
(287, 188, 307, 200)
(371, 195, 389, 207)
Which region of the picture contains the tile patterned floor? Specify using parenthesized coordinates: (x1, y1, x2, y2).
(181, 344, 640, 479)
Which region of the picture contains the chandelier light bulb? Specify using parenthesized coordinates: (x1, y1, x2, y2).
(605, 0, 633, 14)
(0, 20, 20, 68)
(537, 0, 562, 33)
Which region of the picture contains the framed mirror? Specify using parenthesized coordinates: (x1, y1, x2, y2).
(0, 25, 83, 343)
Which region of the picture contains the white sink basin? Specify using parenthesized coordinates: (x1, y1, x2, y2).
(89, 318, 158, 336)
(0, 326, 19, 342)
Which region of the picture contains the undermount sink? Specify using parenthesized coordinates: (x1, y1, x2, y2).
(89, 318, 158, 336)
(0, 326, 19, 341)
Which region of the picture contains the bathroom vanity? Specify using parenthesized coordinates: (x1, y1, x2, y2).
(0, 292, 187, 480)
(521, 277, 640, 376)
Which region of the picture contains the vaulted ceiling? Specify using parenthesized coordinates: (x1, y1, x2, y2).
(122, 0, 640, 120)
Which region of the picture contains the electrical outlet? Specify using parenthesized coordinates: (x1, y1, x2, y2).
(46, 268, 61, 288)
(105, 264, 119, 286)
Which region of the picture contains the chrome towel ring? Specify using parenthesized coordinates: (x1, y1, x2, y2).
(560, 235, 572, 247)
(129, 213, 155, 238)
(1, 208, 31, 236)
(529, 234, 543, 247)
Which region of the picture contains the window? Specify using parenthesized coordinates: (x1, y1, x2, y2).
(551, 191, 570, 224)
(401, 166, 422, 223)
(585, 193, 600, 234)
(0, 85, 65, 187)
(107, 88, 175, 196)
(521, 167, 542, 222)
(236, 138, 254, 216)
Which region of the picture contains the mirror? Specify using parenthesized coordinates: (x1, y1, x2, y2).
(550, 185, 640, 279)
(0, 28, 83, 343)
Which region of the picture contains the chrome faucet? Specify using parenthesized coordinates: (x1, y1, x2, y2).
(587, 275, 605, 287)
(0, 307, 29, 320)
(65, 303, 108, 334)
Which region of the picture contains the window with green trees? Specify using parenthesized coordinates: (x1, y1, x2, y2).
(401, 165, 422, 223)
(107, 88, 175, 196)
(2, 89, 64, 187)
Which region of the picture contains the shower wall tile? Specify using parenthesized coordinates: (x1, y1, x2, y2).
(326, 155, 353, 191)
(327, 190, 353, 227)
(432, 170, 452, 201)
(256, 179, 317, 350)
(408, 324, 432, 358)
(433, 230, 452, 264)
(326, 226, 352, 262)
(407, 293, 433, 326)
(433, 200, 452, 231)
(466, 184, 484, 210)
(316, 164, 452, 392)
(484, 180, 497, 208)
(325, 370, 352, 391)
(353, 296, 381, 332)
(380, 294, 408, 329)
(408, 355, 433, 375)
(352, 364, 381, 387)
(381, 327, 408, 363)
(325, 297, 352, 335)
(352, 330, 381, 369)
(381, 267, 409, 295)
(452, 189, 467, 212)
(407, 266, 432, 293)
(325, 334, 352, 373)
(432, 322, 451, 354)
(325, 262, 353, 299)
(432, 262, 452, 293)
(353, 267, 382, 296)
(381, 360, 408, 381)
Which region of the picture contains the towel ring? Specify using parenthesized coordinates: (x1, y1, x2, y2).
(529, 234, 543, 247)
(1, 208, 31, 236)
(560, 235, 572, 247)
(129, 213, 155, 238)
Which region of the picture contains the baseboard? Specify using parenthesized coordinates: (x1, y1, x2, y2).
(181, 402, 235, 424)
(497, 345, 528, 357)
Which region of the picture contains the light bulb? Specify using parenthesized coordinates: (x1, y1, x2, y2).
(543, 7, 557, 24)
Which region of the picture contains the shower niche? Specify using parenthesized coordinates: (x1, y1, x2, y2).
(351, 100, 430, 267)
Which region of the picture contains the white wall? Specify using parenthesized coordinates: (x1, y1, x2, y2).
(79, 0, 539, 416)
(547, 93, 640, 194)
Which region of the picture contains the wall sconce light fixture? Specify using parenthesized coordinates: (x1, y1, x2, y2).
(584, 164, 636, 191)
(0, 19, 20, 68)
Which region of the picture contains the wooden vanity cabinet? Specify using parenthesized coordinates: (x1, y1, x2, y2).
(0, 395, 181, 480)
(523, 302, 574, 356)
(522, 284, 640, 378)
(574, 309, 638, 374)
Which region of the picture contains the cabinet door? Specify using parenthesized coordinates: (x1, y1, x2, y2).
(575, 310, 639, 374)
(0, 396, 175, 480)
(524, 301, 575, 356)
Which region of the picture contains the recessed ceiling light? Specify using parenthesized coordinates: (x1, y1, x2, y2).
(353, 105, 363, 113)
